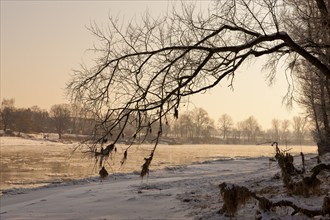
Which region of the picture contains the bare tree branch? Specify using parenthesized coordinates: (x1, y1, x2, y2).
(67, 0, 330, 174)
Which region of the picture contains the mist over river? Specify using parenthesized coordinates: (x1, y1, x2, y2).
(0, 137, 317, 192)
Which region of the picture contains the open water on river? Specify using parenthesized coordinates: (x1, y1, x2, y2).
(0, 137, 317, 192)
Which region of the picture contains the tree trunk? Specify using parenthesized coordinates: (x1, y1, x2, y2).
(318, 77, 330, 155)
(310, 78, 322, 140)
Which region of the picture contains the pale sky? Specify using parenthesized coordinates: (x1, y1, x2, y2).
(1, 1, 304, 129)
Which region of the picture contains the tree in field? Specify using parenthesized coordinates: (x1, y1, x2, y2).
(172, 111, 194, 138)
(170, 108, 214, 140)
(241, 116, 261, 143)
(217, 114, 233, 141)
(29, 106, 49, 133)
(50, 104, 71, 139)
(69, 103, 95, 135)
(271, 118, 281, 142)
(233, 121, 244, 143)
(193, 108, 214, 138)
(281, 119, 291, 144)
(67, 0, 330, 175)
(13, 108, 33, 135)
(292, 116, 308, 145)
(0, 98, 15, 132)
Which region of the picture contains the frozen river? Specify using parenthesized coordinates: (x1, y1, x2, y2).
(0, 137, 317, 192)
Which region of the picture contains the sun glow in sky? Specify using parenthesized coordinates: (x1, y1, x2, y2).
(1, 1, 303, 129)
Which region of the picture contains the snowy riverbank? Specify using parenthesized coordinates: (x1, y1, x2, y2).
(1, 153, 329, 220)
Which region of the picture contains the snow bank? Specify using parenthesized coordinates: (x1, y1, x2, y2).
(0, 138, 328, 219)
(2, 153, 328, 220)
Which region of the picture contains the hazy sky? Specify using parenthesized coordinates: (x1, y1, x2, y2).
(1, 1, 303, 129)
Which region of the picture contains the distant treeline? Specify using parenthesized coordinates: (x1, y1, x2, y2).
(0, 99, 95, 139)
(0, 98, 313, 145)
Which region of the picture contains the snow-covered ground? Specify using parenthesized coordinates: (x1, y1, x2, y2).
(1, 150, 329, 219)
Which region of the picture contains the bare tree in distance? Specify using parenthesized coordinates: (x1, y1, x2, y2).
(218, 114, 233, 141)
(0, 98, 15, 133)
(292, 116, 308, 145)
(193, 108, 214, 138)
(241, 116, 261, 143)
(67, 0, 330, 176)
(281, 119, 291, 145)
(271, 118, 281, 142)
(50, 104, 71, 139)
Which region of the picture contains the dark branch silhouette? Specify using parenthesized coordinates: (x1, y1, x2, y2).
(67, 0, 330, 175)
